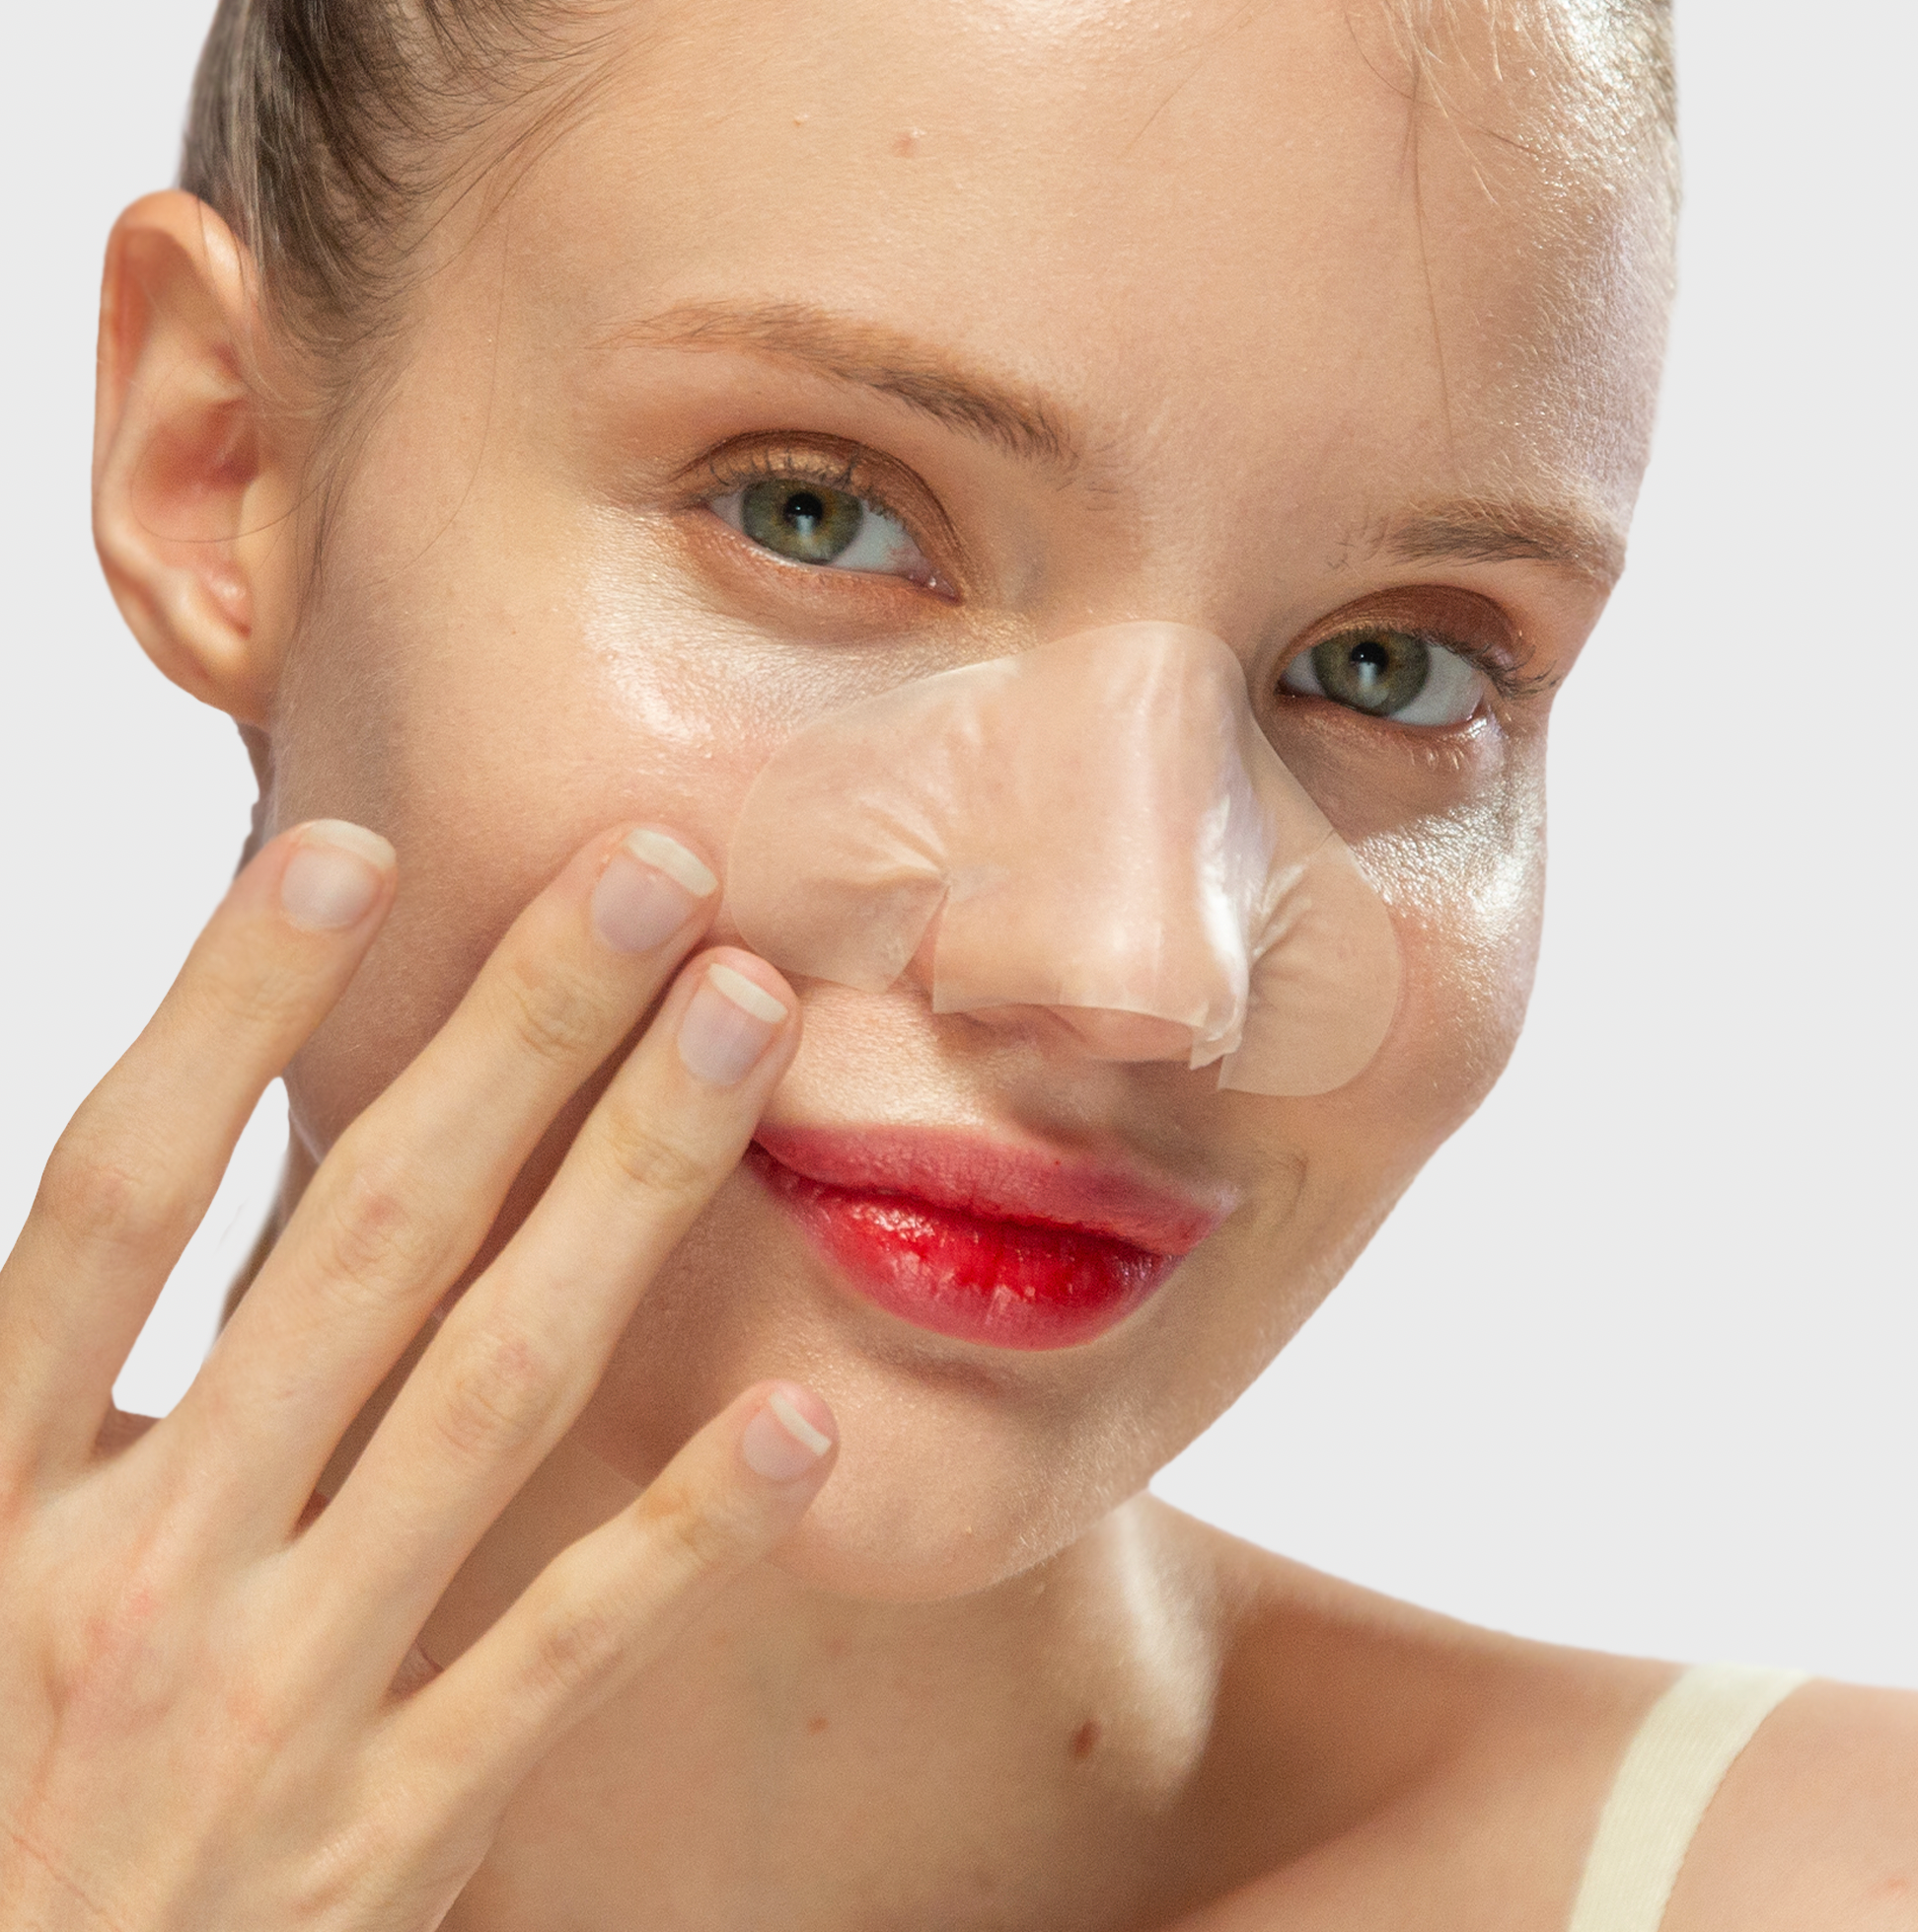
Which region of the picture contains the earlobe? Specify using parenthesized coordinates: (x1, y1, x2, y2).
(92, 190, 305, 727)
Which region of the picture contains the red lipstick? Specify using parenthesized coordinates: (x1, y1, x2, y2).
(747, 1125, 1229, 1351)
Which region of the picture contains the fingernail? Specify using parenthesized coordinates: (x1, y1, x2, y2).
(280, 821, 393, 931)
(593, 829, 717, 954)
(740, 1383, 836, 1481)
(677, 963, 788, 1085)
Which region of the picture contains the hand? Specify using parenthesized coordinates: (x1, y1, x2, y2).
(0, 819, 833, 1930)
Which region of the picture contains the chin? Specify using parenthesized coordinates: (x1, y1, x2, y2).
(593, 1340, 1141, 1604)
(574, 1179, 1167, 1603)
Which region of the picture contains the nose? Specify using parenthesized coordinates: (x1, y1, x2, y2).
(726, 620, 1262, 1072)
(724, 620, 1401, 1096)
(897, 920, 1204, 1066)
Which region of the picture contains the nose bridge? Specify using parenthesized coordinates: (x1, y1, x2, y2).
(923, 629, 1259, 1061)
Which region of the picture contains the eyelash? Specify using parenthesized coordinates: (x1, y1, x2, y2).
(1464, 641, 1553, 705)
(1422, 633, 1532, 706)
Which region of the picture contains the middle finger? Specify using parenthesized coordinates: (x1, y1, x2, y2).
(177, 823, 721, 1531)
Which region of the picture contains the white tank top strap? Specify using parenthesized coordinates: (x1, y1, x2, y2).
(1565, 1662, 1810, 1932)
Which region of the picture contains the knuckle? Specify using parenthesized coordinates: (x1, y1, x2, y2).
(595, 1099, 713, 1205)
(43, 1529, 219, 1720)
(523, 1593, 623, 1703)
(491, 950, 612, 1072)
(34, 1123, 192, 1262)
(428, 1319, 562, 1465)
(207, 1648, 307, 1761)
(642, 1473, 751, 1580)
(316, 1152, 446, 1291)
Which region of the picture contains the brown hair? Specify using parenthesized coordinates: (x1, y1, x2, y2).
(181, 0, 615, 363)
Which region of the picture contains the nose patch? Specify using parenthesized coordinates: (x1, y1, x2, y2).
(723, 622, 1400, 1095)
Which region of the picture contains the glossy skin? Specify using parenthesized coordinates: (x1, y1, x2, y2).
(77, 0, 1918, 1926)
(261, 0, 1640, 1598)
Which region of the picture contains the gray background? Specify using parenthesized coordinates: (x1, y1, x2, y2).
(5, 5, 1912, 1682)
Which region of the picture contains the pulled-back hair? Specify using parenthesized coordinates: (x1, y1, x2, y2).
(182, 0, 616, 360)
(181, 0, 1675, 371)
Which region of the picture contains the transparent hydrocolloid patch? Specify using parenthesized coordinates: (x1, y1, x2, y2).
(724, 623, 1401, 1096)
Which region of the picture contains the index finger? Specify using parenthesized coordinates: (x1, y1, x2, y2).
(0, 821, 396, 1481)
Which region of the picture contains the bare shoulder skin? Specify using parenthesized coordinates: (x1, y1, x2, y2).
(1663, 1677, 1918, 1930)
(1163, 1509, 1918, 1928)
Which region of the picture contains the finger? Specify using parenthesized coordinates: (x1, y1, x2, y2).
(301, 947, 797, 1669)
(0, 821, 394, 1479)
(382, 1379, 835, 1820)
(180, 824, 722, 1530)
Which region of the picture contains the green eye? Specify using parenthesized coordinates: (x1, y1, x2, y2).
(1313, 630, 1429, 714)
(708, 475, 938, 585)
(739, 479, 866, 563)
(1279, 625, 1484, 727)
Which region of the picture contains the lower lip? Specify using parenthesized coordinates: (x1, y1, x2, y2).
(745, 1146, 1180, 1351)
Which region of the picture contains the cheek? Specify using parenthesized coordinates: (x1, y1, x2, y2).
(1091, 763, 1552, 1486)
(1180, 739, 1549, 1398)
(1259, 702, 1552, 1186)
(264, 538, 796, 1152)
(1362, 753, 1549, 1127)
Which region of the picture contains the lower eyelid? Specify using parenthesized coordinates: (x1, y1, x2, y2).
(698, 491, 950, 598)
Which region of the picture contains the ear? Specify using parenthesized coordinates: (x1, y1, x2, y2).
(93, 191, 309, 728)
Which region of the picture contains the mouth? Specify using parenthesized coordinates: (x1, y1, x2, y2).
(746, 1124, 1232, 1351)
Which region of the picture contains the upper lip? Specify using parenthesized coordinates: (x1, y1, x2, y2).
(751, 1123, 1235, 1256)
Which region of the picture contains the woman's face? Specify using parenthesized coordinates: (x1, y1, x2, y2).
(262, 0, 1668, 1597)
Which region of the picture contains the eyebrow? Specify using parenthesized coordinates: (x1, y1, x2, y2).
(596, 299, 1081, 475)
(598, 302, 1625, 585)
(1371, 495, 1627, 588)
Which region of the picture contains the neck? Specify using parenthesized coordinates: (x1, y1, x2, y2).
(434, 1434, 1226, 1929)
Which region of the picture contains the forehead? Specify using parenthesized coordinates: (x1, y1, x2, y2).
(456, 0, 1669, 537)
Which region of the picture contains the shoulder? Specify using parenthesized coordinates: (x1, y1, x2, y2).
(1663, 1676, 1918, 1931)
(1159, 1499, 1674, 1774)
(1146, 1503, 1674, 1925)
(1147, 1504, 1918, 1930)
